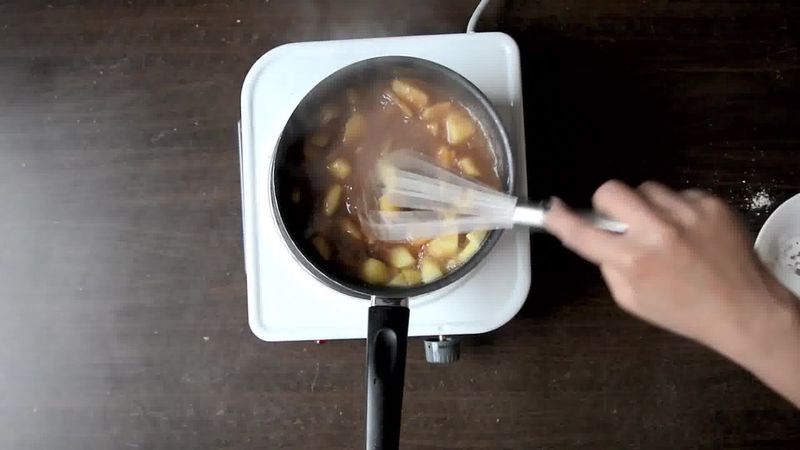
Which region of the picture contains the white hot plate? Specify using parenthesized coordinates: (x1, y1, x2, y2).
(239, 32, 531, 341)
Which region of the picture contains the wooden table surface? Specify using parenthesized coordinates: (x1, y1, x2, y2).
(1, 1, 799, 448)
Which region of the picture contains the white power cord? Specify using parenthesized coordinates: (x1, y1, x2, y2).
(466, 0, 492, 33)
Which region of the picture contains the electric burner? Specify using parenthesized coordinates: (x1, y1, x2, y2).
(239, 32, 531, 341)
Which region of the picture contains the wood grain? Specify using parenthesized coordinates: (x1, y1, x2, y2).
(0, 1, 798, 448)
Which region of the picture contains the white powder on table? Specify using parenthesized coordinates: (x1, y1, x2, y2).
(747, 189, 773, 211)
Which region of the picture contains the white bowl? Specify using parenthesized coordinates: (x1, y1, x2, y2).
(754, 193, 800, 297)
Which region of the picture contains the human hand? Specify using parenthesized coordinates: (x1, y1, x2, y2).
(545, 180, 800, 406)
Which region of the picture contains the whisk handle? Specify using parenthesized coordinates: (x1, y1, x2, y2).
(511, 203, 548, 227)
(513, 202, 628, 234)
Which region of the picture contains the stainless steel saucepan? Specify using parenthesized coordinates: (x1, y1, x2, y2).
(270, 56, 515, 450)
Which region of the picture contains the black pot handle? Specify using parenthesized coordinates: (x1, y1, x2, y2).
(366, 299, 410, 450)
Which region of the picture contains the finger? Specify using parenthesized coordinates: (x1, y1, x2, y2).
(545, 198, 630, 265)
(637, 181, 698, 225)
(681, 189, 709, 202)
(600, 265, 635, 312)
(592, 180, 662, 229)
